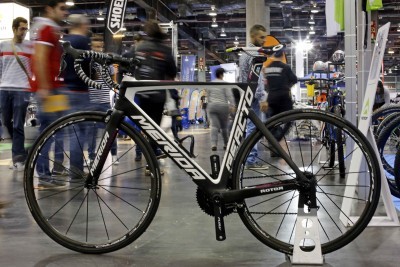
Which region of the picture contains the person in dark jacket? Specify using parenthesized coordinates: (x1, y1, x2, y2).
(134, 20, 177, 175)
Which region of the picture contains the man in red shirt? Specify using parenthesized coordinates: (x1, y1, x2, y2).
(31, 0, 68, 187)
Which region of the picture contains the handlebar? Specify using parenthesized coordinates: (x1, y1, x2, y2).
(226, 44, 286, 55)
(62, 41, 137, 90)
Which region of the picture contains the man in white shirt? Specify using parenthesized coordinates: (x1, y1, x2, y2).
(0, 17, 33, 171)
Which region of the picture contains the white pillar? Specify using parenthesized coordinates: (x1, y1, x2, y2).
(295, 48, 304, 101)
(246, 0, 267, 44)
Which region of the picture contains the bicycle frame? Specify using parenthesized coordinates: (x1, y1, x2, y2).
(87, 80, 309, 203)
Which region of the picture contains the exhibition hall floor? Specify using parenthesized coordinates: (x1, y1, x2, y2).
(0, 126, 399, 267)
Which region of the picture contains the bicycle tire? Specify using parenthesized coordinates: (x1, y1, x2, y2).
(372, 104, 400, 124)
(394, 148, 400, 190)
(374, 112, 400, 140)
(232, 109, 380, 255)
(24, 111, 162, 254)
(376, 116, 400, 198)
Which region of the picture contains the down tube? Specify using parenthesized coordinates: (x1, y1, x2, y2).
(127, 100, 214, 186)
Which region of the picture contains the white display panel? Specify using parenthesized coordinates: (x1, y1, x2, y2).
(0, 3, 30, 40)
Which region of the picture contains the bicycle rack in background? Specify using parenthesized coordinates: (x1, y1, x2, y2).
(340, 22, 399, 227)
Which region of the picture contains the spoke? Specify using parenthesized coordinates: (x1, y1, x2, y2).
(254, 194, 299, 220)
(318, 184, 370, 187)
(276, 191, 297, 237)
(316, 197, 343, 235)
(36, 154, 82, 179)
(98, 184, 150, 190)
(97, 165, 147, 183)
(316, 185, 355, 225)
(94, 192, 130, 231)
(52, 134, 71, 163)
(66, 189, 90, 235)
(37, 184, 83, 201)
(288, 218, 297, 244)
(306, 141, 327, 172)
(46, 188, 85, 221)
(316, 190, 368, 202)
(94, 188, 110, 240)
(318, 218, 330, 242)
(86, 189, 89, 242)
(241, 173, 296, 180)
(248, 190, 295, 208)
(100, 144, 136, 175)
(294, 121, 306, 170)
(316, 145, 360, 183)
(254, 157, 297, 180)
(98, 185, 145, 213)
(314, 171, 370, 177)
(309, 123, 313, 173)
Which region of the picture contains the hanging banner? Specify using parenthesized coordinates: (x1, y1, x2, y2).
(189, 90, 199, 120)
(181, 55, 196, 81)
(104, 0, 127, 54)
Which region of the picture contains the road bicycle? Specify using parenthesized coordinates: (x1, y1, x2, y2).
(24, 43, 381, 255)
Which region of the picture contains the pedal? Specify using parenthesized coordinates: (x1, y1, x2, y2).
(213, 196, 226, 241)
(176, 135, 196, 158)
(210, 155, 220, 179)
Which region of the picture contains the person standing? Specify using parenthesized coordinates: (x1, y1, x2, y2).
(31, 0, 69, 186)
(373, 80, 391, 111)
(62, 14, 92, 179)
(264, 48, 297, 150)
(87, 38, 119, 165)
(208, 68, 235, 151)
(0, 17, 32, 171)
(134, 20, 177, 175)
(200, 94, 209, 128)
(238, 24, 268, 169)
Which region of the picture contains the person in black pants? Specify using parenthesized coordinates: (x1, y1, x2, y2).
(134, 20, 177, 174)
(262, 48, 297, 156)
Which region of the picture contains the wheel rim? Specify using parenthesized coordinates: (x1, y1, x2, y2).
(234, 110, 380, 254)
(24, 113, 160, 252)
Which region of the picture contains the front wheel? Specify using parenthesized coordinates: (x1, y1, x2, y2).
(24, 111, 162, 254)
(232, 109, 380, 255)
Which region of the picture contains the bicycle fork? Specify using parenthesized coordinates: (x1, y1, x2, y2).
(85, 109, 124, 188)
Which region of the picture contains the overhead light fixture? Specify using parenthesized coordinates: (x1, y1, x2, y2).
(397, 27, 400, 32)
(388, 49, 395, 54)
(311, 4, 319, 13)
(211, 17, 218, 28)
(97, 17, 105, 21)
(281, 0, 294, 4)
(97, 10, 105, 21)
(389, 68, 393, 74)
(233, 36, 239, 46)
(309, 15, 315, 24)
(66, 0, 74, 6)
(209, 5, 217, 16)
(220, 28, 227, 37)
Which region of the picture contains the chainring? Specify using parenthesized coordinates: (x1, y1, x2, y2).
(196, 187, 235, 217)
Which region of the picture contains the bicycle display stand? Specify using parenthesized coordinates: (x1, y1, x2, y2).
(290, 208, 324, 265)
(340, 22, 399, 227)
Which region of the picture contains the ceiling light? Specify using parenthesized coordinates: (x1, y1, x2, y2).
(311, 4, 319, 13)
(233, 36, 239, 46)
(309, 15, 315, 24)
(211, 17, 218, 28)
(220, 28, 227, 37)
(97, 17, 105, 21)
(66, 0, 74, 6)
(388, 49, 395, 54)
(389, 68, 393, 74)
(309, 30, 315, 35)
(209, 5, 217, 16)
(281, 0, 294, 4)
(397, 27, 400, 32)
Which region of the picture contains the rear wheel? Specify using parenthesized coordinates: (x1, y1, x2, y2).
(24, 111, 162, 254)
(232, 109, 380, 255)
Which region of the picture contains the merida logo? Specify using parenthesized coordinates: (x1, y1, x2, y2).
(107, 0, 127, 34)
(90, 132, 110, 176)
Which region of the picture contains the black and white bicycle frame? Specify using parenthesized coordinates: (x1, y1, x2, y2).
(88, 80, 310, 205)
